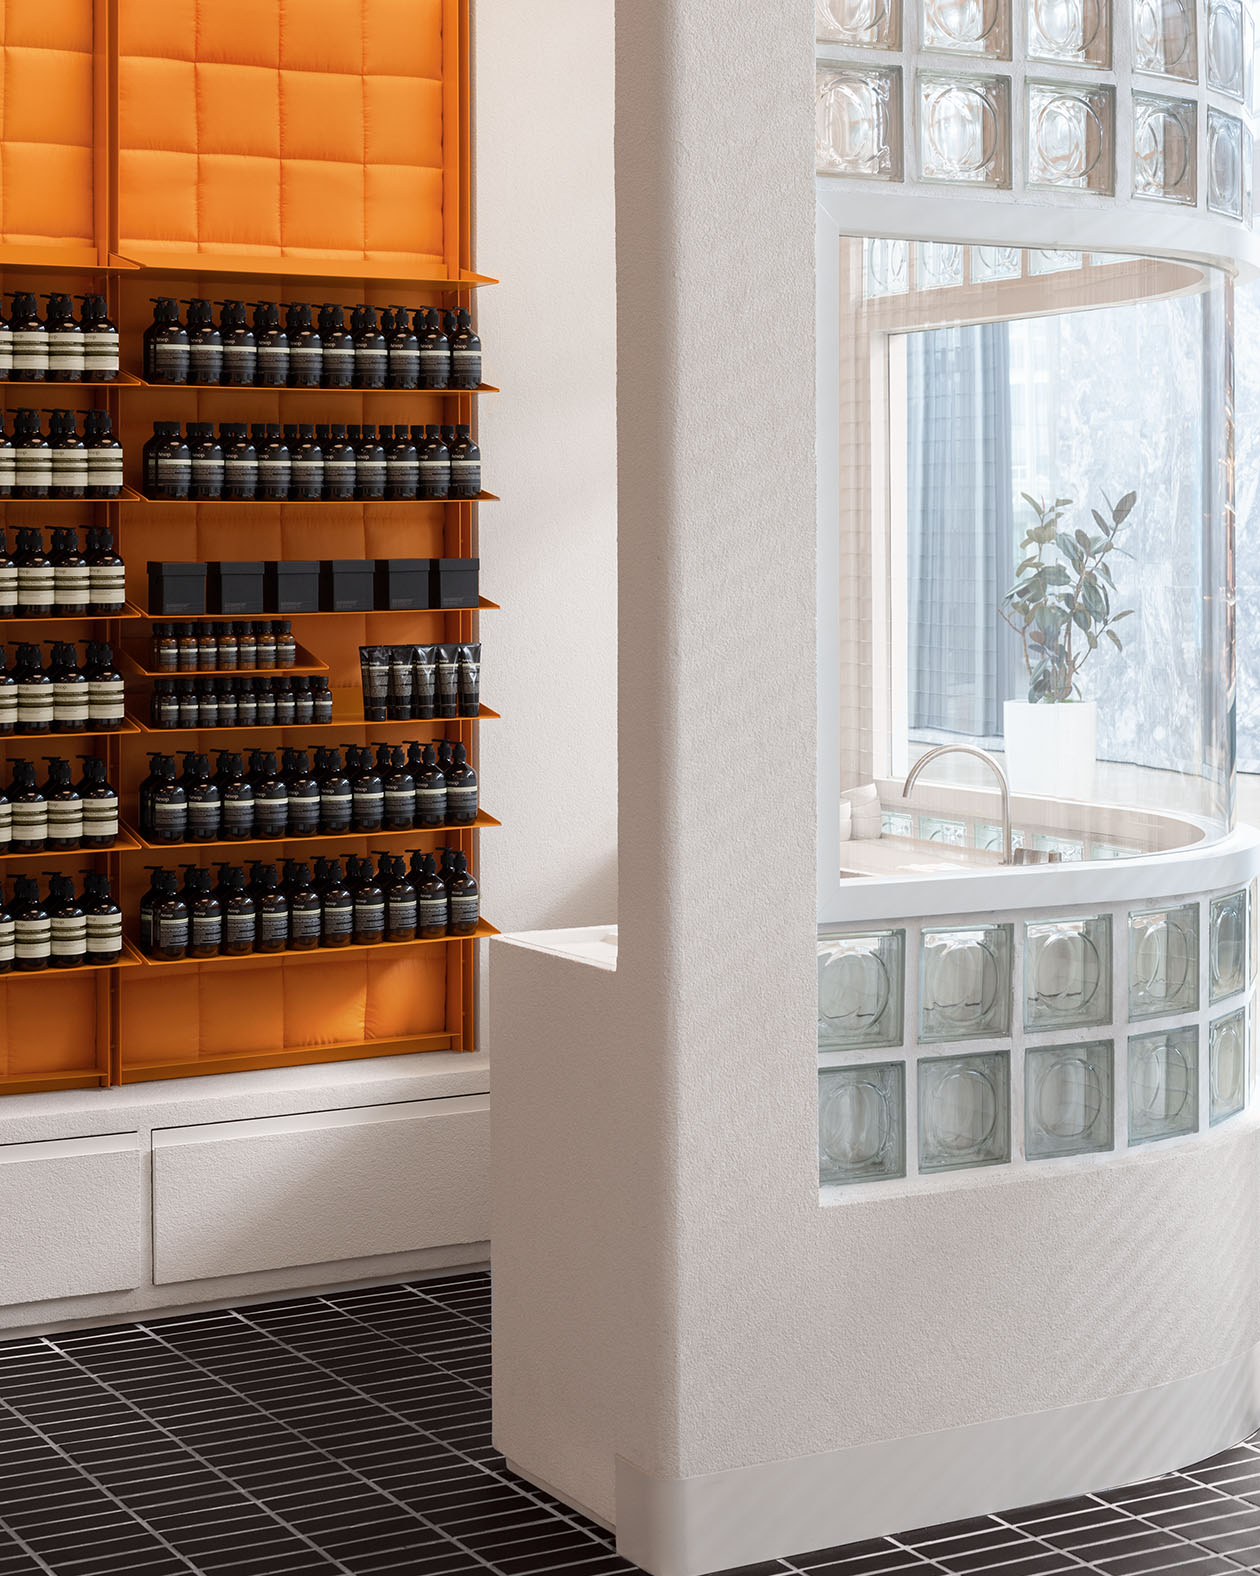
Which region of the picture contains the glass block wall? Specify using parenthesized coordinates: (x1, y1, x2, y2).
(817, 879, 1255, 1188)
(816, 0, 1256, 222)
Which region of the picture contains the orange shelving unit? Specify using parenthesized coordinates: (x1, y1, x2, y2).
(0, 0, 491, 1090)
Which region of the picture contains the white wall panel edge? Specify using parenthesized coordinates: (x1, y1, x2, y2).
(614, 1341, 1260, 1576)
(151, 1093, 489, 1148)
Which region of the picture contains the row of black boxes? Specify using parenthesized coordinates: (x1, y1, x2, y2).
(149, 558, 479, 617)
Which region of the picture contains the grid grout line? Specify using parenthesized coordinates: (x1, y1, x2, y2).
(0, 1272, 1259, 1574)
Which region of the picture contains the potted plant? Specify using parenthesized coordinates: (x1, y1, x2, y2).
(999, 489, 1138, 800)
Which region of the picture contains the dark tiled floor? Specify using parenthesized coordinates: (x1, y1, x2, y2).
(0, 1275, 1259, 1576)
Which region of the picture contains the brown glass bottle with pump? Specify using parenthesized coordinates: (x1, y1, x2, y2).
(320, 859, 353, 948)
(253, 863, 290, 953)
(45, 873, 86, 967)
(416, 852, 448, 940)
(217, 864, 256, 956)
(82, 872, 122, 964)
(77, 756, 118, 848)
(11, 875, 50, 971)
(285, 861, 321, 951)
(7, 759, 45, 852)
(447, 852, 479, 937)
(152, 871, 189, 961)
(41, 758, 82, 850)
(384, 855, 417, 942)
(184, 867, 222, 959)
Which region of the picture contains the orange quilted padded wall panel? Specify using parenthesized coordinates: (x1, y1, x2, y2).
(0, 0, 96, 249)
(116, 0, 448, 266)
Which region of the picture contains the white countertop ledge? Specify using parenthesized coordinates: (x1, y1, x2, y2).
(494, 925, 619, 971)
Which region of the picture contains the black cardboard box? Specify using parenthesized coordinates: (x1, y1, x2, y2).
(431, 557, 479, 609)
(148, 561, 207, 616)
(210, 560, 266, 616)
(267, 560, 321, 614)
(375, 558, 434, 611)
(321, 559, 375, 612)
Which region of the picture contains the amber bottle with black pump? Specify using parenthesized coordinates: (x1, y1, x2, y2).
(184, 866, 222, 959)
(45, 873, 86, 967)
(284, 861, 321, 951)
(151, 871, 189, 961)
(384, 855, 417, 942)
(447, 852, 480, 937)
(217, 864, 256, 956)
(82, 872, 122, 964)
(48, 641, 88, 732)
(253, 863, 290, 953)
(349, 855, 385, 945)
(252, 301, 288, 387)
(416, 852, 448, 940)
(320, 858, 353, 948)
(77, 756, 118, 848)
(41, 758, 82, 849)
(10, 875, 50, 970)
(7, 761, 45, 852)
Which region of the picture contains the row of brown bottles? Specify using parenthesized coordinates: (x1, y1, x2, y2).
(140, 848, 478, 960)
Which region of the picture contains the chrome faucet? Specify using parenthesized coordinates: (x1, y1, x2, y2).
(902, 745, 1013, 865)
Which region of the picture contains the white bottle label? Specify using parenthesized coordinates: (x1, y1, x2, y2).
(87, 452, 124, 488)
(157, 457, 191, 485)
(289, 347, 321, 370)
(258, 459, 291, 485)
(390, 350, 420, 376)
(191, 458, 224, 484)
(12, 803, 47, 838)
(385, 787, 415, 819)
(188, 800, 220, 832)
(0, 687, 17, 727)
(226, 911, 256, 943)
(47, 800, 82, 837)
(388, 897, 418, 927)
(257, 345, 289, 375)
(17, 685, 53, 724)
(356, 347, 386, 363)
(415, 786, 447, 815)
(87, 914, 122, 954)
(323, 905, 352, 935)
(51, 916, 87, 958)
(291, 906, 321, 939)
(292, 459, 324, 488)
(16, 918, 51, 958)
(15, 453, 52, 488)
(0, 451, 15, 487)
(89, 565, 126, 603)
(17, 566, 53, 603)
(82, 799, 119, 839)
(449, 894, 479, 925)
(0, 326, 12, 374)
(54, 567, 91, 608)
(0, 565, 17, 610)
(53, 682, 89, 722)
(12, 334, 48, 372)
(224, 459, 256, 482)
(83, 331, 120, 374)
(354, 789, 384, 816)
(388, 460, 419, 485)
(0, 922, 14, 963)
(154, 342, 188, 370)
(157, 914, 188, 948)
(324, 459, 354, 485)
(192, 914, 221, 946)
(419, 894, 447, 927)
(49, 339, 85, 374)
(153, 800, 186, 831)
(0, 803, 11, 843)
(323, 347, 353, 373)
(222, 345, 255, 375)
(356, 461, 385, 485)
(88, 679, 125, 723)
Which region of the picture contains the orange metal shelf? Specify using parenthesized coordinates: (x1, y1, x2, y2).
(121, 643, 329, 679)
(118, 252, 496, 291)
(0, 487, 144, 504)
(0, 248, 137, 274)
(123, 379, 497, 395)
(133, 600, 496, 620)
(137, 918, 498, 968)
(126, 702, 497, 736)
(0, 941, 144, 979)
(0, 720, 140, 742)
(0, 828, 142, 862)
(0, 603, 146, 625)
(122, 812, 499, 856)
(0, 373, 142, 390)
(124, 490, 497, 505)
(119, 1031, 457, 1084)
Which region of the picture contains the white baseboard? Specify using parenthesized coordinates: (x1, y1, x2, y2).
(613, 1343, 1260, 1576)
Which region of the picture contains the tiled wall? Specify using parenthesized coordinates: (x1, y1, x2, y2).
(817, 879, 1253, 1187)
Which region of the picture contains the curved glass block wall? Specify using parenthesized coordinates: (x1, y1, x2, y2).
(817, 882, 1254, 1189)
(816, 0, 1255, 225)
(817, 242, 1233, 884)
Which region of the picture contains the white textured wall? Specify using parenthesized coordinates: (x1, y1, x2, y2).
(473, 0, 618, 955)
(491, 0, 1260, 1561)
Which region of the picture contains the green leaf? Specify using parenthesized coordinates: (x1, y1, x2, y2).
(1072, 608, 1092, 632)
(1074, 529, 1092, 552)
(1021, 492, 1044, 515)
(1081, 580, 1107, 617)
(1112, 491, 1137, 524)
(1106, 629, 1124, 650)
(1111, 608, 1134, 621)
(1053, 497, 1073, 507)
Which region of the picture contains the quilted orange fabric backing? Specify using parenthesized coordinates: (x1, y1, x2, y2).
(117, 0, 447, 264)
(0, 0, 95, 248)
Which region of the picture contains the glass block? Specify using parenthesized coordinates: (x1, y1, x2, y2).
(865, 238, 909, 298)
(976, 822, 1026, 852)
(819, 1063, 906, 1185)
(1026, 81, 1115, 192)
(1025, 915, 1112, 1031)
(915, 243, 964, 288)
(918, 813, 967, 844)
(816, 64, 903, 180)
(1209, 1009, 1247, 1125)
(1132, 0, 1197, 79)
(1029, 248, 1084, 273)
(920, 923, 1012, 1042)
(919, 1050, 1011, 1172)
(1033, 832, 1084, 860)
(1132, 93, 1197, 203)
(1129, 902, 1199, 1020)
(818, 929, 905, 1050)
(1026, 1039, 1114, 1158)
(920, 0, 1010, 55)
(1207, 0, 1245, 96)
(817, 0, 902, 46)
(881, 808, 914, 836)
(1027, 0, 1110, 65)
(1209, 890, 1248, 1002)
(917, 73, 1011, 186)
(1128, 1025, 1198, 1143)
(970, 245, 1022, 281)
(1207, 109, 1246, 218)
